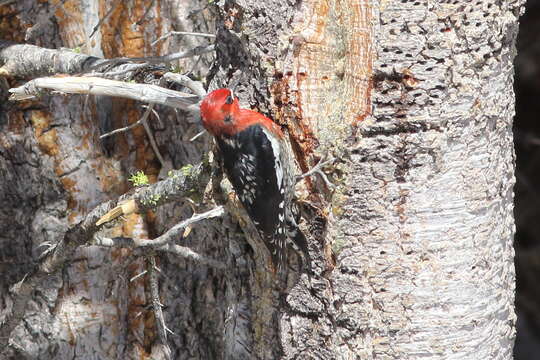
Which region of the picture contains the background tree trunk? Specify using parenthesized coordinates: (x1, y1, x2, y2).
(0, 0, 524, 359)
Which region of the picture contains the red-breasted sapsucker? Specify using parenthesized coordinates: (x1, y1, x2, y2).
(200, 88, 312, 273)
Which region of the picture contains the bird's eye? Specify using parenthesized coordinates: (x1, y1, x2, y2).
(225, 96, 234, 104)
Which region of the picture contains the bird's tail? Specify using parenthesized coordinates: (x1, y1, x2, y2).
(286, 221, 312, 275)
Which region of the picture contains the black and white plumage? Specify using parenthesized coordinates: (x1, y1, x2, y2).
(200, 88, 311, 273)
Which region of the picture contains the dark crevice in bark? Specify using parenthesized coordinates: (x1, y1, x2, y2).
(358, 123, 443, 138)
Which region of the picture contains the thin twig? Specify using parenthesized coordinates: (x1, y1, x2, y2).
(162, 72, 206, 97)
(87, 44, 215, 71)
(296, 156, 335, 188)
(152, 264, 162, 274)
(164, 326, 176, 335)
(99, 117, 142, 139)
(148, 255, 171, 358)
(93, 234, 227, 270)
(152, 31, 216, 46)
(83, 63, 149, 79)
(143, 105, 163, 128)
(95, 207, 225, 250)
(130, 270, 147, 282)
(100, 103, 153, 139)
(92, 207, 227, 270)
(146, 207, 224, 248)
(160, 243, 226, 269)
(135, 0, 156, 26)
(99, 103, 165, 167)
(188, 54, 204, 74)
(140, 104, 166, 167)
(190, 131, 206, 142)
(82, 2, 121, 46)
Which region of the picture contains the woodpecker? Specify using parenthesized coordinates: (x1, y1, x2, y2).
(200, 88, 311, 273)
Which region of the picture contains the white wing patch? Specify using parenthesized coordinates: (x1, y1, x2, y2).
(223, 137, 240, 149)
(237, 152, 259, 205)
(261, 127, 283, 191)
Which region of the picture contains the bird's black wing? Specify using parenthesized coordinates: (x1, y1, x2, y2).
(217, 124, 287, 269)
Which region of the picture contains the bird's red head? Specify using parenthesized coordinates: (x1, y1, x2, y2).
(200, 88, 241, 136)
(200, 88, 284, 138)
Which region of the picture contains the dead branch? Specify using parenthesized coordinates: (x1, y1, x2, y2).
(8, 76, 200, 110)
(99, 207, 224, 249)
(94, 236, 227, 270)
(0, 41, 214, 80)
(2, 42, 208, 120)
(0, 40, 103, 78)
(0, 39, 214, 355)
(93, 206, 226, 270)
(98, 70, 206, 168)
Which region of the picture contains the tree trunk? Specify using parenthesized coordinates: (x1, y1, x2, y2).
(0, 0, 523, 359)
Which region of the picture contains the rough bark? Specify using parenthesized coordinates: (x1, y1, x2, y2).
(0, 0, 524, 360)
(210, 0, 523, 358)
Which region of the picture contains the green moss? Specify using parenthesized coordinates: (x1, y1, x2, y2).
(128, 171, 149, 187)
(181, 164, 194, 176)
(143, 194, 161, 207)
(150, 194, 161, 206)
